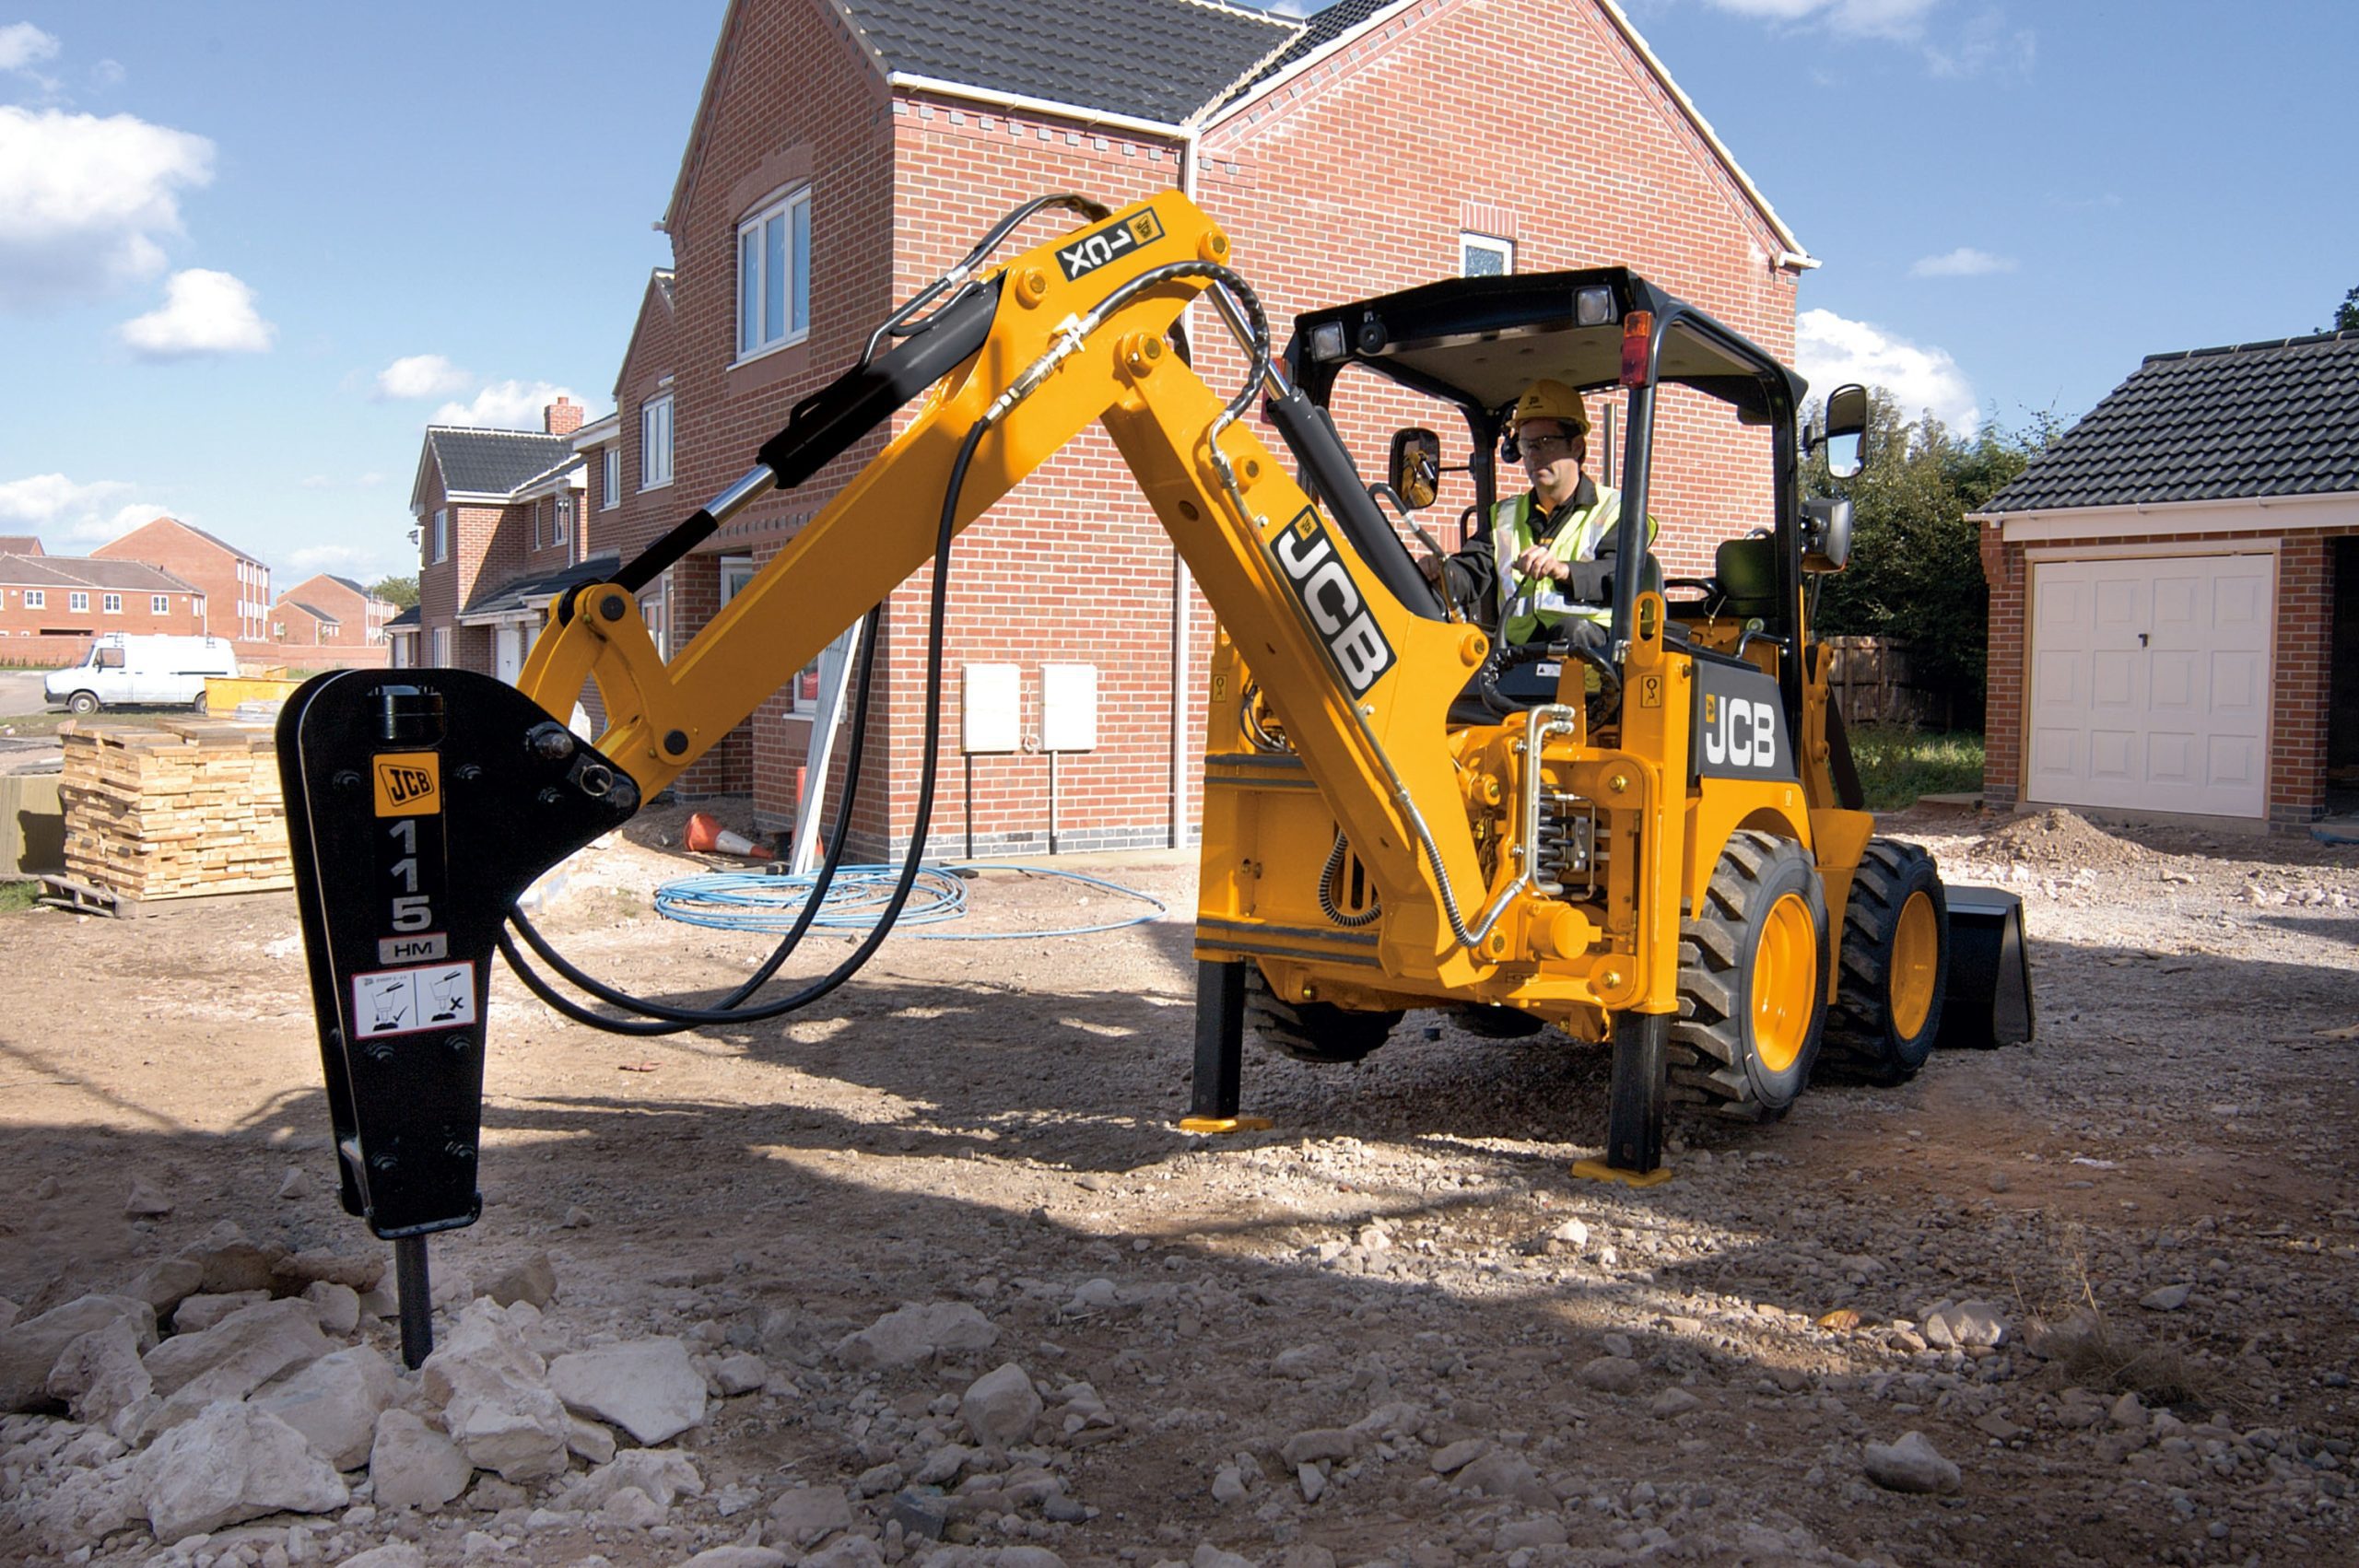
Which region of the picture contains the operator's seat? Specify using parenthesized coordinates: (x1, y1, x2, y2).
(1712, 534, 1779, 621)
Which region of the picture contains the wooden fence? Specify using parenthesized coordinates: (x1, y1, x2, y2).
(1821, 636, 1951, 728)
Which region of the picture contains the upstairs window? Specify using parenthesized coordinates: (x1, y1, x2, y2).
(432, 509, 449, 565)
(1461, 232, 1514, 276)
(103, 592, 122, 614)
(641, 391, 675, 490)
(24, 589, 42, 609)
(554, 495, 571, 546)
(602, 447, 619, 509)
(737, 187, 812, 361)
(69, 591, 88, 612)
(152, 594, 170, 614)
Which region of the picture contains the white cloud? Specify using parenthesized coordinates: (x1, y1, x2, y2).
(1700, 0, 1939, 41)
(0, 105, 214, 305)
(88, 58, 124, 89)
(0, 474, 180, 543)
(1910, 246, 2016, 277)
(118, 267, 275, 357)
(376, 353, 473, 400)
(431, 380, 587, 429)
(0, 22, 60, 73)
(1796, 308, 1979, 435)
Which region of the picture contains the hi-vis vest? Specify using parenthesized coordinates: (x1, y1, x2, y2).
(1492, 486, 1642, 644)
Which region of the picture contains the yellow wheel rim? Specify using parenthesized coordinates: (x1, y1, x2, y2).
(1751, 891, 1817, 1074)
(1889, 890, 1939, 1038)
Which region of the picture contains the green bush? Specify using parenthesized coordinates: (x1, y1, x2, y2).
(1844, 722, 1984, 811)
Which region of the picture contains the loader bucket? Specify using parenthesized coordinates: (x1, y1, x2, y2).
(1937, 884, 2036, 1049)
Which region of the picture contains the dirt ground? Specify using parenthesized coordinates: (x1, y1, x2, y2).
(2, 800, 2355, 1568)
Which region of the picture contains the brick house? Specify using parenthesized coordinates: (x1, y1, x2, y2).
(271, 600, 342, 644)
(406, 400, 588, 677)
(274, 573, 399, 645)
(0, 535, 41, 556)
(1971, 330, 2359, 831)
(0, 552, 205, 661)
(92, 516, 271, 643)
(565, 0, 1807, 858)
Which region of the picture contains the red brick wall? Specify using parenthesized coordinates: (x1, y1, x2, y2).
(1979, 521, 2355, 828)
(415, 474, 511, 674)
(92, 518, 269, 641)
(651, 0, 1800, 856)
(273, 603, 343, 643)
(0, 579, 205, 646)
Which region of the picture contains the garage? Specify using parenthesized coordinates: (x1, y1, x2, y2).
(2025, 552, 2272, 818)
(1974, 327, 2359, 830)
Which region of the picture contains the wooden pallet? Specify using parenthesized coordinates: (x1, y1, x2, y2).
(36, 873, 135, 918)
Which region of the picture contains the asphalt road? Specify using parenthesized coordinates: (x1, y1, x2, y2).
(0, 670, 50, 718)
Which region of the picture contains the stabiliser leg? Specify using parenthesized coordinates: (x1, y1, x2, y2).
(1180, 959, 1269, 1133)
(277, 670, 639, 1365)
(1572, 1011, 1674, 1187)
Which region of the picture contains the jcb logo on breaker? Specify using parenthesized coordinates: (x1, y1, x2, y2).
(1055, 210, 1165, 280)
(372, 753, 440, 816)
(1271, 509, 1394, 696)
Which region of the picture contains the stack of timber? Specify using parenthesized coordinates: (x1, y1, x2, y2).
(58, 719, 292, 905)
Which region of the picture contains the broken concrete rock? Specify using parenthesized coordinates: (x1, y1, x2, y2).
(961, 1361, 1043, 1450)
(178, 1223, 288, 1294)
(369, 1407, 474, 1510)
(302, 1280, 360, 1337)
(140, 1296, 333, 1433)
(1862, 1430, 1962, 1494)
(132, 1398, 349, 1543)
(547, 1337, 708, 1445)
(44, 1317, 156, 1441)
(254, 1344, 399, 1469)
(124, 1258, 206, 1316)
(835, 1300, 997, 1369)
(767, 1482, 853, 1547)
(170, 1290, 270, 1334)
(0, 1293, 158, 1413)
(487, 1251, 558, 1310)
(419, 1299, 573, 1481)
(554, 1446, 705, 1512)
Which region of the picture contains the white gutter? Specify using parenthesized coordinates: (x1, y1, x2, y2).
(1972, 486, 2359, 543)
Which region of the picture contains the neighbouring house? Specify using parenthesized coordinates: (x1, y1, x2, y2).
(406, 398, 589, 678)
(559, 0, 1810, 857)
(270, 601, 343, 644)
(1971, 329, 2359, 830)
(274, 573, 400, 645)
(0, 535, 41, 556)
(93, 517, 271, 642)
(385, 603, 421, 667)
(0, 552, 206, 659)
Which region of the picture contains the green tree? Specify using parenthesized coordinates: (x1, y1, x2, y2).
(2334, 286, 2359, 333)
(1805, 392, 2050, 729)
(370, 574, 418, 608)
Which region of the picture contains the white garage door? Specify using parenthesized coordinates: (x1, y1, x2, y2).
(2026, 554, 2271, 818)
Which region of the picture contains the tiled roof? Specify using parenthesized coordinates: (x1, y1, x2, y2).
(461, 554, 622, 620)
(326, 574, 370, 596)
(0, 553, 201, 593)
(288, 602, 342, 626)
(840, 0, 1299, 123)
(1212, 0, 1395, 110)
(387, 605, 421, 630)
(427, 427, 581, 497)
(1982, 331, 2359, 513)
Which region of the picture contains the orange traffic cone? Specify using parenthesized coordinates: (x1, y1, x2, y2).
(683, 811, 773, 860)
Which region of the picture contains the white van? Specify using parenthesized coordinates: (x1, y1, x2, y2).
(45, 633, 241, 715)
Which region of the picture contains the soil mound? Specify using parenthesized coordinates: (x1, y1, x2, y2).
(1974, 807, 2150, 872)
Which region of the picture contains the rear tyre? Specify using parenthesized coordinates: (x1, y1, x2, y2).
(1671, 831, 1828, 1119)
(67, 691, 99, 716)
(1815, 839, 1948, 1085)
(190, 690, 210, 716)
(1245, 964, 1400, 1064)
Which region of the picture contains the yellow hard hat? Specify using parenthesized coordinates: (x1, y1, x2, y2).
(1511, 379, 1590, 439)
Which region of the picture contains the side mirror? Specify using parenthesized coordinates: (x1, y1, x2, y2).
(1802, 497, 1853, 574)
(1387, 427, 1441, 511)
(1821, 383, 1870, 480)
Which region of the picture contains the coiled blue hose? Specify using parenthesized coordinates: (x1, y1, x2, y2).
(652, 862, 1166, 940)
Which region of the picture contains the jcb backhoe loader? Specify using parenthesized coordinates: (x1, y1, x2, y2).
(276, 192, 2031, 1363)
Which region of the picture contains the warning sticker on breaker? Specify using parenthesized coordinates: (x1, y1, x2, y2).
(351, 963, 476, 1038)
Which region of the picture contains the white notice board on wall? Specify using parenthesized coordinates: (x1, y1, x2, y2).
(1039, 662, 1097, 753)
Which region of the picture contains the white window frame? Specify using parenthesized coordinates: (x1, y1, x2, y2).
(788, 627, 854, 719)
(638, 581, 668, 659)
(102, 592, 122, 614)
(24, 589, 42, 610)
(735, 186, 813, 363)
(602, 447, 620, 509)
(640, 390, 675, 491)
(152, 594, 170, 614)
(431, 626, 451, 665)
(69, 591, 88, 613)
(432, 509, 449, 565)
(1461, 232, 1514, 277)
(719, 553, 755, 608)
(554, 494, 571, 547)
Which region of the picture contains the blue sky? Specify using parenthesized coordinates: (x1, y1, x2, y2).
(1, 0, 2349, 591)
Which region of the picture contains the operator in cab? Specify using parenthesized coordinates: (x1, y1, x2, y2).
(1426, 378, 1653, 649)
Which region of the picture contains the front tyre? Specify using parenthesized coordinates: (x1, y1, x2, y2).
(1671, 831, 1829, 1118)
(66, 691, 100, 716)
(1245, 965, 1400, 1064)
(1815, 839, 1948, 1085)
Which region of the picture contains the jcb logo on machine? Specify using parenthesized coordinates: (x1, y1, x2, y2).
(1055, 210, 1165, 281)
(1271, 509, 1393, 697)
(1701, 694, 1778, 768)
(372, 753, 440, 816)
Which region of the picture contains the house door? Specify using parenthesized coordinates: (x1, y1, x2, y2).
(2025, 553, 2271, 819)
(493, 625, 523, 686)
